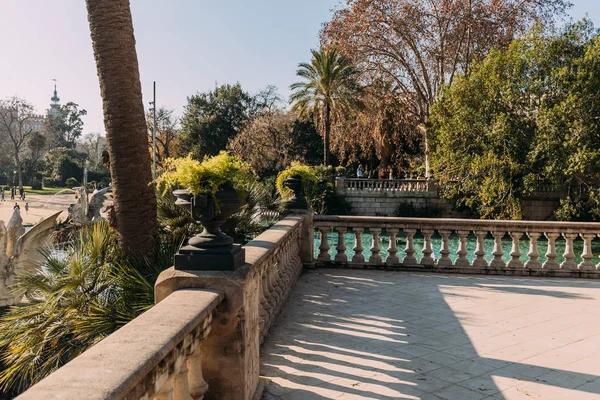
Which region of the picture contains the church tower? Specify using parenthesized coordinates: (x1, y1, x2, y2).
(48, 79, 61, 117)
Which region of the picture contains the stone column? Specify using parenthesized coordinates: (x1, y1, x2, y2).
(437, 230, 452, 267)
(386, 229, 400, 265)
(455, 230, 470, 268)
(561, 233, 577, 270)
(507, 232, 524, 269)
(334, 227, 348, 263)
(420, 229, 435, 266)
(317, 227, 331, 262)
(473, 231, 488, 268)
(525, 232, 542, 269)
(578, 233, 596, 271)
(542, 232, 560, 270)
(369, 228, 382, 264)
(403, 229, 417, 266)
(352, 228, 365, 263)
(489, 231, 506, 269)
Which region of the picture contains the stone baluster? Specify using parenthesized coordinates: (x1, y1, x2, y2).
(561, 233, 578, 270)
(154, 373, 174, 400)
(317, 227, 331, 262)
(455, 230, 470, 267)
(173, 353, 192, 400)
(403, 229, 417, 266)
(369, 228, 382, 264)
(525, 232, 542, 269)
(489, 231, 506, 268)
(578, 233, 596, 271)
(437, 230, 453, 267)
(543, 232, 560, 270)
(473, 230, 488, 268)
(334, 227, 348, 263)
(386, 229, 400, 265)
(352, 228, 365, 263)
(420, 229, 435, 266)
(258, 266, 272, 333)
(188, 345, 208, 400)
(507, 232, 524, 269)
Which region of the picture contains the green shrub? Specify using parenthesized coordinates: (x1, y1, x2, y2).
(42, 177, 59, 188)
(394, 202, 444, 218)
(30, 178, 42, 190)
(65, 177, 79, 187)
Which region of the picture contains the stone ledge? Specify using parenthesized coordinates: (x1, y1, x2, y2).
(17, 289, 224, 400)
(314, 262, 600, 279)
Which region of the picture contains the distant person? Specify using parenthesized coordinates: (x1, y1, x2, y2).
(378, 168, 386, 180)
(10, 187, 15, 200)
(0, 188, 4, 201)
(25, 203, 29, 213)
(19, 187, 24, 200)
(389, 168, 394, 180)
(13, 203, 20, 211)
(356, 164, 364, 178)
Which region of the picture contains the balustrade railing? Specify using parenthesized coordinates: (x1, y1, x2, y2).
(314, 216, 600, 277)
(17, 289, 224, 400)
(338, 177, 431, 192)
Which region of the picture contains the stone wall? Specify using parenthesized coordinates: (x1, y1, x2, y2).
(337, 178, 562, 220)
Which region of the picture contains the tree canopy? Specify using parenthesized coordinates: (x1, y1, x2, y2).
(430, 21, 600, 220)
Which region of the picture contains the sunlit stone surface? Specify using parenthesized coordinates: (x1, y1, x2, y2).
(261, 269, 600, 399)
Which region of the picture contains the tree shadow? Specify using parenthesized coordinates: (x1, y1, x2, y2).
(260, 270, 600, 399)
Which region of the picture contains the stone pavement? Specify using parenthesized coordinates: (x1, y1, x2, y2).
(260, 269, 600, 399)
(0, 192, 73, 225)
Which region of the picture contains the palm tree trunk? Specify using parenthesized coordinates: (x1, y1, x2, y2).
(324, 100, 331, 166)
(85, 0, 157, 254)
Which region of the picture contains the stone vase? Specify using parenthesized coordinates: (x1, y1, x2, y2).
(173, 187, 245, 271)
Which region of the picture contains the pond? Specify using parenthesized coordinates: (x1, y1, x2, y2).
(314, 230, 600, 265)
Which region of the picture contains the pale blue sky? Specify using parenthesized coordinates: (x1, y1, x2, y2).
(0, 0, 597, 135)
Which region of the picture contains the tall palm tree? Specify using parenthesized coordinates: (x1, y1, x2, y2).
(290, 47, 362, 166)
(85, 0, 157, 254)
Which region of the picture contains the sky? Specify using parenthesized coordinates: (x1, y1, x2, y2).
(0, 0, 598, 136)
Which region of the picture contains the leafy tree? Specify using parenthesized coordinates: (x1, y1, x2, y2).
(86, 0, 158, 254)
(47, 102, 87, 148)
(0, 97, 41, 189)
(430, 21, 600, 220)
(322, 0, 571, 175)
(178, 83, 256, 160)
(290, 47, 363, 166)
(146, 107, 179, 168)
(76, 132, 107, 170)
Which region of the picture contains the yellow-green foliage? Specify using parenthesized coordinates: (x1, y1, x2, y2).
(156, 151, 256, 197)
(276, 162, 320, 200)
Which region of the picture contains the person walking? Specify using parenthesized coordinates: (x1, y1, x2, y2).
(356, 164, 364, 178)
(0, 188, 4, 201)
(19, 187, 24, 201)
(10, 187, 15, 200)
(389, 167, 394, 180)
(25, 203, 29, 214)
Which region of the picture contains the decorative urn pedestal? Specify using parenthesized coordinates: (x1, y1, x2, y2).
(173, 187, 245, 271)
(283, 175, 308, 210)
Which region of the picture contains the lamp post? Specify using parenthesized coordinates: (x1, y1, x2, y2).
(13, 170, 16, 187)
(149, 81, 157, 178)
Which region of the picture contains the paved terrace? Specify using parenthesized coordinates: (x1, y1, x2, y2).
(261, 269, 600, 399)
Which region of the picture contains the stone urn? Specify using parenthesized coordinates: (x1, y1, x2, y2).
(283, 175, 308, 210)
(172, 186, 245, 271)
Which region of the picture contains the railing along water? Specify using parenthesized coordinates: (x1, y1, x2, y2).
(314, 216, 600, 278)
(17, 289, 224, 400)
(340, 178, 431, 192)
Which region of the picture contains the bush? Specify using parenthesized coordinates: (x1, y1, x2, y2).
(65, 177, 79, 188)
(30, 178, 42, 190)
(42, 177, 59, 188)
(394, 202, 444, 218)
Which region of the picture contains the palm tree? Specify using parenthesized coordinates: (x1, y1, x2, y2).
(290, 47, 362, 166)
(85, 0, 157, 254)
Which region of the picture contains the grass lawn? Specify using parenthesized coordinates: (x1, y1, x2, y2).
(22, 186, 74, 195)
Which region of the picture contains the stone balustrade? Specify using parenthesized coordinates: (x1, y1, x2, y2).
(337, 177, 432, 192)
(15, 214, 312, 400)
(314, 215, 600, 278)
(17, 289, 224, 400)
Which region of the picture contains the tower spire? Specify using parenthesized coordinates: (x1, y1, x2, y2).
(48, 79, 61, 117)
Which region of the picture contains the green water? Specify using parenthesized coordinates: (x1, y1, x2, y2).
(314, 230, 600, 265)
